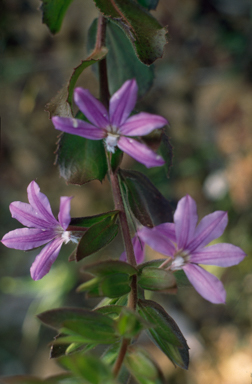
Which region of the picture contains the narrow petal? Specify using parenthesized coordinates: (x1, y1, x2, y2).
(58, 196, 72, 230)
(188, 211, 228, 252)
(10, 201, 52, 229)
(117, 137, 165, 168)
(27, 181, 58, 226)
(138, 226, 176, 257)
(120, 235, 145, 264)
(119, 112, 168, 136)
(1, 228, 55, 250)
(174, 195, 198, 249)
(109, 79, 138, 127)
(183, 263, 226, 304)
(30, 238, 63, 280)
(74, 88, 109, 128)
(190, 243, 246, 267)
(52, 116, 105, 140)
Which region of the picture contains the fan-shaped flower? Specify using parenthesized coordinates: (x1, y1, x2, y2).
(1, 181, 79, 280)
(52, 79, 167, 168)
(138, 195, 246, 303)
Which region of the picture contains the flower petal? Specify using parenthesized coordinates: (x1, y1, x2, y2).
(155, 223, 176, 243)
(188, 211, 228, 252)
(109, 79, 138, 127)
(138, 225, 176, 257)
(30, 238, 63, 280)
(1, 228, 55, 250)
(190, 243, 246, 267)
(183, 263, 226, 304)
(120, 235, 145, 264)
(74, 88, 109, 128)
(117, 137, 165, 168)
(174, 195, 198, 249)
(58, 196, 72, 230)
(52, 116, 105, 140)
(27, 181, 58, 226)
(119, 112, 168, 136)
(9, 201, 52, 229)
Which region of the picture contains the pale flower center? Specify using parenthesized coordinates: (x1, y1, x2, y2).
(60, 230, 80, 244)
(170, 249, 190, 271)
(105, 133, 120, 153)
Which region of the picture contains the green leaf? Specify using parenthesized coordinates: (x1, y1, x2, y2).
(92, 0, 168, 65)
(116, 308, 149, 338)
(56, 134, 107, 185)
(60, 318, 118, 344)
(120, 169, 173, 227)
(41, 0, 73, 34)
(87, 20, 154, 98)
(70, 211, 119, 228)
(59, 353, 115, 384)
(138, 267, 176, 291)
(37, 307, 114, 331)
(136, 0, 159, 10)
(82, 260, 137, 277)
(125, 346, 165, 384)
(138, 299, 189, 369)
(100, 274, 131, 298)
(76, 216, 119, 260)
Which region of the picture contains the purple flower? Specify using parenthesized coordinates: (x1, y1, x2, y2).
(138, 195, 246, 304)
(52, 79, 167, 168)
(120, 236, 145, 264)
(1, 181, 79, 281)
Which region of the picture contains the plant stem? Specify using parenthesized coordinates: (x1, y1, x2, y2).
(97, 16, 138, 378)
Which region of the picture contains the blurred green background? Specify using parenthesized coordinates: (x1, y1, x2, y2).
(1, 0, 252, 382)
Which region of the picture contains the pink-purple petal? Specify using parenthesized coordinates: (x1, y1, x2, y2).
(120, 235, 145, 264)
(190, 243, 246, 267)
(52, 116, 105, 140)
(74, 88, 109, 128)
(119, 112, 168, 136)
(183, 263, 226, 304)
(9, 201, 51, 229)
(117, 137, 165, 168)
(137, 226, 176, 257)
(154, 223, 176, 243)
(58, 196, 72, 230)
(174, 195, 198, 249)
(30, 237, 63, 280)
(109, 79, 138, 127)
(27, 181, 58, 226)
(1, 228, 56, 250)
(188, 211, 228, 252)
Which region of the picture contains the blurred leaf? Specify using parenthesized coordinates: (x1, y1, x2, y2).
(137, 259, 165, 272)
(56, 133, 107, 185)
(70, 211, 119, 228)
(92, 0, 168, 65)
(41, 0, 73, 34)
(111, 147, 123, 173)
(125, 346, 165, 384)
(59, 353, 115, 383)
(120, 169, 173, 227)
(50, 334, 69, 358)
(138, 267, 177, 291)
(138, 299, 189, 369)
(159, 128, 173, 177)
(76, 216, 119, 261)
(136, 0, 159, 10)
(0, 374, 80, 384)
(82, 259, 137, 277)
(95, 305, 123, 318)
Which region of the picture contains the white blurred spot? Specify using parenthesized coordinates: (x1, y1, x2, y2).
(203, 170, 229, 200)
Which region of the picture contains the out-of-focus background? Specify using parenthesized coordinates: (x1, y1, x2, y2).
(1, 0, 252, 382)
